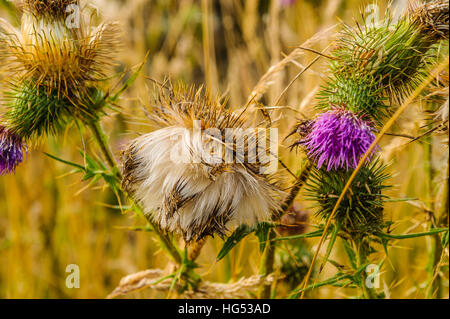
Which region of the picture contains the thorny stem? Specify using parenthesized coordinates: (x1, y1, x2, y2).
(357, 239, 377, 299)
(88, 120, 121, 177)
(426, 161, 449, 298)
(88, 120, 183, 265)
(187, 238, 207, 262)
(422, 117, 441, 298)
(257, 159, 313, 299)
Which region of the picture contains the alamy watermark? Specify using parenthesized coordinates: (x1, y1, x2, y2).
(65, 4, 81, 29)
(65, 264, 80, 289)
(169, 121, 279, 174)
(365, 264, 380, 289)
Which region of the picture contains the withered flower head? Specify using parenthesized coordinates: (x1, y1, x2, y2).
(20, 0, 79, 17)
(410, 0, 449, 40)
(0, 0, 120, 96)
(277, 203, 309, 236)
(121, 84, 282, 242)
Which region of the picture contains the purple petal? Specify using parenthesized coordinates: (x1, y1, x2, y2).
(0, 126, 26, 175)
(302, 108, 377, 171)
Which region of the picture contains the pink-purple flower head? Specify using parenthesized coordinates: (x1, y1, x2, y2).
(0, 126, 26, 175)
(302, 108, 377, 171)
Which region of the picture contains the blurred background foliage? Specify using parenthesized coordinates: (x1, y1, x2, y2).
(0, 0, 448, 298)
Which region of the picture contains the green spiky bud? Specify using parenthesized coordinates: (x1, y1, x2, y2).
(4, 82, 106, 140)
(316, 73, 388, 124)
(317, 1, 448, 122)
(5, 83, 72, 140)
(305, 159, 390, 236)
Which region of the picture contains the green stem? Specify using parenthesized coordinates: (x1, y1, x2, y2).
(376, 228, 448, 239)
(357, 239, 377, 299)
(275, 160, 313, 220)
(258, 159, 313, 299)
(422, 105, 441, 299)
(257, 229, 276, 299)
(88, 120, 183, 265)
(437, 162, 449, 228)
(133, 205, 182, 265)
(88, 120, 121, 177)
(426, 161, 449, 298)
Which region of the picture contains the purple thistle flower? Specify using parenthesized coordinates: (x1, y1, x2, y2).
(0, 126, 26, 175)
(302, 108, 377, 171)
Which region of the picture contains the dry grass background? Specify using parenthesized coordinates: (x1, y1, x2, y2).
(0, 0, 448, 298)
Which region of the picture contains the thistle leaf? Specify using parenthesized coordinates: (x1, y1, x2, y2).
(255, 222, 274, 253)
(216, 224, 254, 261)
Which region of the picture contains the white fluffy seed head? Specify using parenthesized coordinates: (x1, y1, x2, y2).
(122, 84, 282, 242)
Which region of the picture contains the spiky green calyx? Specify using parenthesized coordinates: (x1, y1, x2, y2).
(335, 17, 435, 100)
(305, 159, 390, 236)
(317, 3, 448, 123)
(4, 82, 107, 140)
(316, 73, 388, 124)
(5, 83, 72, 140)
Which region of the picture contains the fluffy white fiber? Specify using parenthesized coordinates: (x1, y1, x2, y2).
(122, 85, 282, 242)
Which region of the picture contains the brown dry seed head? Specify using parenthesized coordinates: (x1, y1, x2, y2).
(410, 0, 449, 40)
(121, 84, 283, 242)
(19, 0, 79, 18)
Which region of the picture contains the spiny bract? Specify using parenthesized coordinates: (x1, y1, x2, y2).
(305, 159, 390, 236)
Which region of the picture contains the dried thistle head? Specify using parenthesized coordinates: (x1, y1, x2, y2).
(0, 0, 119, 140)
(410, 0, 449, 40)
(277, 202, 309, 236)
(20, 0, 79, 17)
(121, 84, 282, 242)
(0, 0, 120, 97)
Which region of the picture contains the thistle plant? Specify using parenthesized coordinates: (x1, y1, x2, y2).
(0, 0, 187, 291)
(288, 0, 449, 298)
(0, 0, 448, 300)
(0, 0, 119, 141)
